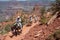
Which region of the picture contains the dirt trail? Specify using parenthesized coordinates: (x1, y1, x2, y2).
(4, 22, 39, 40)
(22, 18, 60, 40)
(1, 18, 60, 40)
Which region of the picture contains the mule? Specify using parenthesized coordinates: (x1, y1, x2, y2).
(10, 23, 23, 37)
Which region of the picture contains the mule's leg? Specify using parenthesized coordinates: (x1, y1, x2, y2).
(11, 27, 13, 31)
(10, 27, 15, 38)
(14, 28, 17, 36)
(11, 27, 15, 34)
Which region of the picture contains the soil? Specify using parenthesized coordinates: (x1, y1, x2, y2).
(0, 18, 60, 40)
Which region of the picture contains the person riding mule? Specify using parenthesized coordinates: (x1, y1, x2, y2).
(29, 15, 33, 23)
(10, 16, 23, 37)
(14, 16, 23, 30)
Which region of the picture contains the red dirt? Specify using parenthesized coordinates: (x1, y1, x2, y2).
(0, 18, 60, 40)
(3, 22, 39, 40)
(22, 18, 60, 40)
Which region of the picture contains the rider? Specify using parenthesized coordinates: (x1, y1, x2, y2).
(29, 15, 33, 23)
(14, 16, 23, 30)
(34, 15, 38, 22)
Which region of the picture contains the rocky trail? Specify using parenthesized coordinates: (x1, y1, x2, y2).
(2, 22, 39, 40)
(22, 18, 60, 40)
(0, 18, 60, 40)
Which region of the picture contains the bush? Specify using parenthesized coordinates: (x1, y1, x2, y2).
(0, 28, 7, 35)
(21, 15, 28, 25)
(53, 30, 60, 39)
(40, 6, 46, 16)
(4, 24, 11, 32)
(5, 20, 9, 22)
(46, 30, 60, 40)
(0, 24, 11, 35)
(41, 16, 48, 24)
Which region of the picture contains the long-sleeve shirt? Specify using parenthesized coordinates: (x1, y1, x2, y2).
(16, 18, 22, 23)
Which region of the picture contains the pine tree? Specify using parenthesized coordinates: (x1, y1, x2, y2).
(51, 0, 60, 12)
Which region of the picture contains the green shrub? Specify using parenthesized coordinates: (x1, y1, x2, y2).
(41, 16, 48, 24)
(46, 30, 60, 40)
(5, 20, 9, 22)
(21, 16, 28, 25)
(0, 24, 11, 35)
(53, 30, 60, 39)
(0, 28, 7, 35)
(4, 24, 11, 32)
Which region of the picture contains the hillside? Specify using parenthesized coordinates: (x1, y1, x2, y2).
(0, 1, 60, 40)
(0, 16, 60, 40)
(23, 18, 60, 40)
